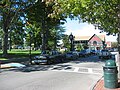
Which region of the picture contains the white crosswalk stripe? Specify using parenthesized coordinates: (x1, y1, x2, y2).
(49, 65, 103, 75)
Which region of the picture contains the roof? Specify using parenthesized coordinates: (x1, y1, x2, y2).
(75, 36, 91, 40)
(74, 34, 105, 41)
(98, 35, 105, 41)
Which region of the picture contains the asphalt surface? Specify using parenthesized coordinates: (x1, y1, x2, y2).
(0, 55, 105, 90)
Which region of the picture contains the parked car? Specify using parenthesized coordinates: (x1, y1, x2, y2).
(85, 49, 91, 55)
(72, 51, 79, 57)
(79, 50, 88, 57)
(31, 50, 65, 65)
(90, 50, 97, 55)
(98, 49, 112, 59)
(65, 51, 78, 60)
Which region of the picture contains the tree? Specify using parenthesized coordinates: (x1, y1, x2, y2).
(25, 23, 42, 50)
(47, 0, 119, 33)
(0, 27, 3, 49)
(46, 0, 120, 52)
(49, 25, 65, 50)
(111, 42, 118, 48)
(10, 18, 25, 47)
(62, 34, 70, 51)
(76, 44, 84, 51)
(26, 0, 66, 51)
(0, 0, 38, 57)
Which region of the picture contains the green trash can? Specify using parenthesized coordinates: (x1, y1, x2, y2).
(103, 60, 118, 89)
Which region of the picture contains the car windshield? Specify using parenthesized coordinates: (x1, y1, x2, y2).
(101, 50, 108, 52)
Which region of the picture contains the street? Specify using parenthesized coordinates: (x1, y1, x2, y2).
(0, 55, 105, 90)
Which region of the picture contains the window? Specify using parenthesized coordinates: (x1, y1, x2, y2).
(93, 41, 97, 45)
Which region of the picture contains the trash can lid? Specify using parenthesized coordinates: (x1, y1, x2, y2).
(105, 60, 116, 67)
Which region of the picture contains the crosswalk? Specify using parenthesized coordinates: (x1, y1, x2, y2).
(0, 62, 103, 75)
(49, 65, 103, 75)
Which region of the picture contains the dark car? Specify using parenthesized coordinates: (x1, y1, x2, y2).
(65, 51, 78, 60)
(90, 50, 97, 55)
(32, 50, 65, 65)
(79, 50, 88, 57)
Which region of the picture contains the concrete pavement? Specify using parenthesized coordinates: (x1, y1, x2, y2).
(0, 63, 26, 69)
(0, 55, 105, 90)
(0, 69, 102, 90)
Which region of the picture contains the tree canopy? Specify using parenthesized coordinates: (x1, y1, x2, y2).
(0, 0, 38, 56)
(0, 0, 120, 56)
(0, 0, 66, 56)
(47, 0, 120, 35)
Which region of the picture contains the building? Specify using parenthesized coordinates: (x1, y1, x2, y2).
(74, 34, 110, 50)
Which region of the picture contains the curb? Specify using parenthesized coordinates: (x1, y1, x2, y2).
(90, 76, 103, 90)
(0, 62, 27, 69)
(0, 64, 14, 69)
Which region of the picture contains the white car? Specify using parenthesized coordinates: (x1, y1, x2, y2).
(99, 50, 112, 59)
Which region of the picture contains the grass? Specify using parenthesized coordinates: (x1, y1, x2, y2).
(0, 49, 41, 60)
(0, 58, 8, 60)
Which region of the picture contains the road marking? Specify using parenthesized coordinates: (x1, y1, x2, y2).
(49, 66, 103, 75)
(73, 67, 79, 72)
(88, 68, 93, 73)
(52, 69, 102, 75)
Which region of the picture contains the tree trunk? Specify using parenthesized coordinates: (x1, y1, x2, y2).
(41, 2, 48, 51)
(2, 13, 8, 57)
(45, 24, 49, 50)
(41, 20, 46, 51)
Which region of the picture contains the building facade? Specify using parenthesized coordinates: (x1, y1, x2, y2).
(74, 34, 110, 50)
(88, 34, 105, 50)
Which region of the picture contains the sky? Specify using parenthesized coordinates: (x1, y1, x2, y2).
(63, 18, 117, 42)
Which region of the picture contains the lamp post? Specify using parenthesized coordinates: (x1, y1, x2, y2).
(69, 33, 74, 51)
(102, 41, 107, 49)
(29, 31, 32, 64)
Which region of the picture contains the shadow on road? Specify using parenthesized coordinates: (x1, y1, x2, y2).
(0, 62, 72, 73)
(0, 55, 115, 73)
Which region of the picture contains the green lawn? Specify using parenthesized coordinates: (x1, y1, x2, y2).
(0, 49, 41, 60)
(0, 58, 8, 60)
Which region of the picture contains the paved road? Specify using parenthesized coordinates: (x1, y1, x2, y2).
(0, 55, 105, 90)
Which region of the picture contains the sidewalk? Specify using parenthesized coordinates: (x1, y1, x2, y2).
(93, 78, 120, 90)
(0, 63, 26, 69)
(0, 57, 29, 69)
(0, 63, 12, 69)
